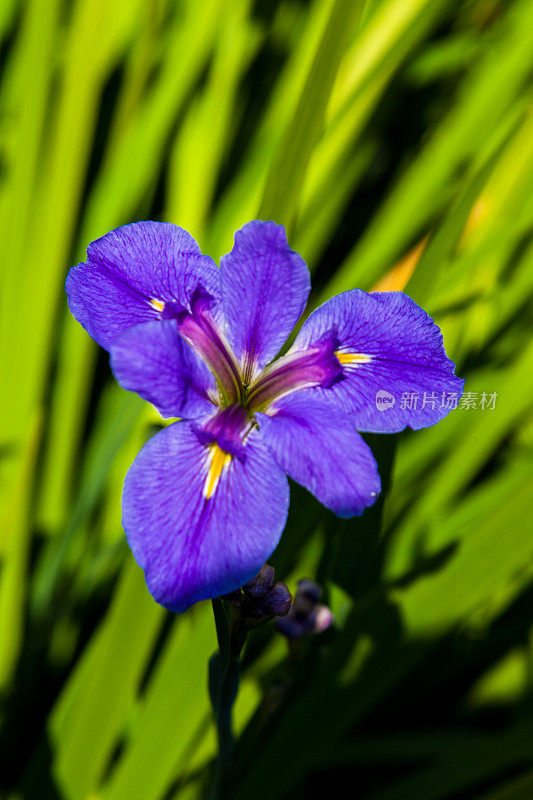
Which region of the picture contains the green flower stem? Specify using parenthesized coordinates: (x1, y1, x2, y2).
(208, 598, 244, 799)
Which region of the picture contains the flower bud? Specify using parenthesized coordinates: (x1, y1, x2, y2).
(275, 579, 334, 639)
(244, 564, 276, 598)
(225, 564, 292, 627)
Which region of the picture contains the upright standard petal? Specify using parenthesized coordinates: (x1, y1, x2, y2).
(110, 320, 216, 419)
(66, 221, 221, 349)
(256, 393, 380, 518)
(220, 221, 310, 382)
(293, 290, 464, 433)
(122, 422, 289, 612)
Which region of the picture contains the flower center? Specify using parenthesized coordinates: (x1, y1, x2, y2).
(173, 288, 341, 429)
(196, 403, 251, 456)
(196, 404, 251, 496)
(186, 311, 342, 467)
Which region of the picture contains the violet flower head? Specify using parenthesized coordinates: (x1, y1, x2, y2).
(66, 220, 463, 612)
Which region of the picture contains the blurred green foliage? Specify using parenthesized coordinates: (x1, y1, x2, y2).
(1, 0, 533, 798)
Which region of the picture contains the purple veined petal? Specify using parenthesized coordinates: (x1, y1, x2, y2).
(122, 421, 289, 613)
(220, 221, 311, 383)
(293, 290, 464, 433)
(66, 221, 221, 350)
(256, 392, 381, 518)
(110, 320, 216, 419)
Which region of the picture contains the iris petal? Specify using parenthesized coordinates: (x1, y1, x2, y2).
(293, 290, 464, 433)
(66, 221, 220, 350)
(110, 320, 216, 419)
(122, 421, 289, 612)
(256, 392, 381, 517)
(220, 221, 310, 382)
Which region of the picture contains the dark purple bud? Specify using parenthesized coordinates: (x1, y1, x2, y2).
(296, 579, 322, 604)
(224, 564, 292, 627)
(253, 581, 292, 618)
(275, 578, 333, 639)
(275, 614, 314, 639)
(244, 564, 276, 598)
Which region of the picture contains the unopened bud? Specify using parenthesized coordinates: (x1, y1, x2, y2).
(296, 579, 322, 604)
(244, 564, 276, 598)
(275, 579, 334, 639)
(225, 564, 292, 627)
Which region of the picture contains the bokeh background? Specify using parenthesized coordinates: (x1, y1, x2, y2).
(1, 0, 533, 798)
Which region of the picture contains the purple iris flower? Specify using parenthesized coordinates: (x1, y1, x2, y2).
(66, 220, 463, 612)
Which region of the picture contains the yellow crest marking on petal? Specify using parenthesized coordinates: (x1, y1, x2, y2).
(335, 351, 372, 366)
(150, 298, 165, 312)
(203, 444, 232, 499)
